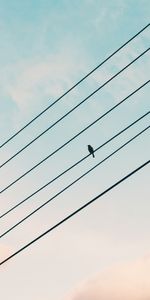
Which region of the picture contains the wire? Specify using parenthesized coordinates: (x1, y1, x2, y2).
(0, 160, 149, 265)
(1, 48, 149, 168)
(1, 80, 149, 194)
(1, 24, 149, 149)
(0, 125, 149, 239)
(1, 111, 149, 219)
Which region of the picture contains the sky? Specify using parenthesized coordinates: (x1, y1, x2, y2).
(0, 0, 150, 299)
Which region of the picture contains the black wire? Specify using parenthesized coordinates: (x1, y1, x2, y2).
(1, 80, 149, 194)
(1, 24, 149, 149)
(0, 159, 149, 265)
(1, 111, 149, 219)
(1, 125, 149, 239)
(1, 48, 149, 168)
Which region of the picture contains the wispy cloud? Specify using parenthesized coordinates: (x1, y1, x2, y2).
(2, 49, 85, 111)
(65, 256, 150, 300)
(0, 46, 87, 133)
(89, 39, 149, 104)
(93, 0, 126, 31)
(0, 244, 11, 261)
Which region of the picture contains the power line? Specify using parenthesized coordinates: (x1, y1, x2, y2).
(1, 24, 149, 149)
(0, 160, 149, 265)
(1, 49, 149, 168)
(0, 125, 149, 239)
(1, 80, 149, 194)
(0, 111, 149, 219)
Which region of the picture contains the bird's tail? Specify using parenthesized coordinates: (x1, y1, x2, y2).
(92, 153, 95, 158)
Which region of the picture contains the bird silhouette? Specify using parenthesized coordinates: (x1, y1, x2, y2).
(88, 144, 95, 158)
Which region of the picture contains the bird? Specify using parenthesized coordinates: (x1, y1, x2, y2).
(87, 144, 95, 158)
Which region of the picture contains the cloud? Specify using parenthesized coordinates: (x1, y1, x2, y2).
(0, 45, 88, 136)
(0, 45, 86, 133)
(88, 46, 149, 113)
(5, 50, 84, 108)
(65, 256, 150, 300)
(0, 244, 11, 261)
(93, 0, 126, 31)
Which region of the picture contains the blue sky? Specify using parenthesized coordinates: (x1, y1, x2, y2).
(0, 1, 150, 300)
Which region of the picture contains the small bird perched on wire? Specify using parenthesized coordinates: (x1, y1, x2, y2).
(88, 144, 95, 158)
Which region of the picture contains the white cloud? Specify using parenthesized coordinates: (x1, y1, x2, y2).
(0, 45, 88, 134)
(5, 51, 84, 110)
(65, 256, 150, 300)
(0, 46, 86, 128)
(0, 244, 11, 261)
(89, 42, 150, 104)
(93, 0, 126, 31)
